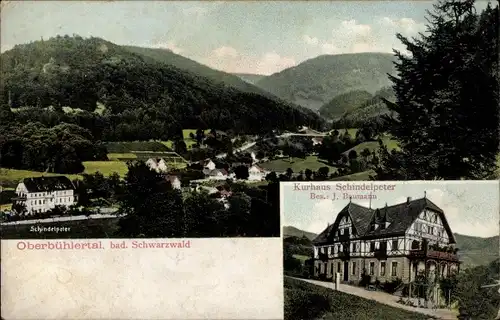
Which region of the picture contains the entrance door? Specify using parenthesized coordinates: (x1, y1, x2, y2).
(343, 261, 349, 281)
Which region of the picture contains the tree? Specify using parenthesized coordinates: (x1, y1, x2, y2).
(286, 168, 294, 179)
(183, 191, 225, 237)
(361, 148, 372, 159)
(315, 166, 330, 180)
(348, 150, 358, 160)
(377, 0, 499, 180)
(304, 168, 313, 180)
(116, 161, 184, 237)
(454, 260, 500, 319)
(173, 139, 188, 155)
(234, 165, 250, 180)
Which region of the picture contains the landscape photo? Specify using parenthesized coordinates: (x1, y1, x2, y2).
(1, 0, 498, 239)
(282, 180, 500, 320)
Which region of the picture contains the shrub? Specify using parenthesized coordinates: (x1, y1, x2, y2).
(382, 278, 403, 294)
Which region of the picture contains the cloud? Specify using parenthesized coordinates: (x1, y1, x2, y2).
(303, 17, 426, 55)
(302, 35, 319, 46)
(380, 17, 427, 36)
(203, 46, 296, 75)
(213, 46, 238, 58)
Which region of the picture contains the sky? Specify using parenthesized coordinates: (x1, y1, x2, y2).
(1, 1, 493, 75)
(282, 181, 500, 238)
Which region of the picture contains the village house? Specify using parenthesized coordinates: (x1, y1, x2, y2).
(207, 168, 229, 180)
(312, 137, 323, 146)
(203, 159, 216, 171)
(165, 175, 181, 190)
(146, 158, 169, 173)
(248, 164, 267, 181)
(12, 176, 76, 215)
(312, 195, 460, 300)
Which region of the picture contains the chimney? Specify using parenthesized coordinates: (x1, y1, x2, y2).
(407, 197, 412, 204)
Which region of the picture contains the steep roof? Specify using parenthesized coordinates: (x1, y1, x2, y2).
(22, 176, 75, 192)
(312, 197, 455, 245)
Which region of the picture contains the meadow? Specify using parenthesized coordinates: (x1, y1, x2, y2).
(260, 156, 337, 173)
(284, 277, 432, 320)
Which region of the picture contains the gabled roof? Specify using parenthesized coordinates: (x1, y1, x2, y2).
(22, 176, 75, 192)
(312, 197, 455, 245)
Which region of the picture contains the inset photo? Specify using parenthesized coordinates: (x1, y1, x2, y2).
(282, 180, 499, 320)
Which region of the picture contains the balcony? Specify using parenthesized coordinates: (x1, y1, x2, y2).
(318, 253, 328, 261)
(408, 249, 459, 262)
(338, 251, 350, 259)
(374, 249, 388, 260)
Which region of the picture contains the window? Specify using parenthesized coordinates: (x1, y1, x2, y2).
(370, 242, 375, 252)
(391, 262, 398, 276)
(369, 262, 375, 275)
(337, 262, 341, 273)
(340, 229, 344, 235)
(392, 240, 398, 251)
(349, 227, 352, 234)
(352, 262, 356, 275)
(352, 243, 357, 253)
(380, 262, 386, 276)
(340, 244, 343, 252)
(320, 247, 325, 254)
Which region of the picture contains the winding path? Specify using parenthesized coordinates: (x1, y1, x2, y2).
(287, 276, 458, 320)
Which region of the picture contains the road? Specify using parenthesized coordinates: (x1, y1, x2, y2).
(287, 277, 458, 320)
(1, 210, 122, 226)
(216, 131, 327, 159)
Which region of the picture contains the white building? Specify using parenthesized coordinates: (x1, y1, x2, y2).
(146, 158, 169, 173)
(203, 159, 216, 171)
(13, 176, 76, 215)
(208, 169, 229, 180)
(248, 165, 267, 181)
(157, 158, 168, 173)
(146, 158, 158, 171)
(165, 175, 181, 190)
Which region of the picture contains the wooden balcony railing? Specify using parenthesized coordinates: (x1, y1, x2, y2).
(408, 249, 459, 262)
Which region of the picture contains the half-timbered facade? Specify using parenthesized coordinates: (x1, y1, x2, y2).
(312, 196, 460, 286)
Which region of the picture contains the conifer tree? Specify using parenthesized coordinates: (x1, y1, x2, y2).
(376, 0, 499, 180)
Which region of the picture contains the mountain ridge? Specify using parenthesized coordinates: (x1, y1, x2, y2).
(0, 35, 325, 134)
(256, 52, 397, 111)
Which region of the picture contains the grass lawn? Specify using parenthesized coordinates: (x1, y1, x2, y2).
(107, 153, 137, 160)
(82, 161, 129, 177)
(0, 161, 129, 188)
(292, 254, 311, 263)
(330, 170, 375, 181)
(0, 217, 121, 239)
(284, 277, 432, 320)
(0, 168, 82, 188)
(344, 136, 400, 156)
(260, 156, 337, 173)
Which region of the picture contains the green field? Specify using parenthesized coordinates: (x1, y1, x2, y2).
(82, 161, 129, 177)
(107, 153, 137, 160)
(0, 161, 129, 188)
(260, 156, 337, 173)
(160, 129, 210, 150)
(292, 254, 311, 263)
(0, 217, 121, 239)
(284, 277, 432, 320)
(330, 170, 375, 181)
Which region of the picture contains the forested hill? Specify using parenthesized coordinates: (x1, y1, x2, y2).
(0, 36, 324, 137)
(123, 45, 272, 98)
(255, 52, 396, 111)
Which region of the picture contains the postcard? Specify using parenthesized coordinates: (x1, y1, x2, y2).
(281, 180, 500, 320)
(1, 0, 499, 319)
